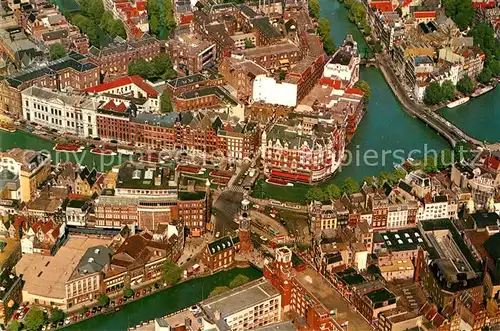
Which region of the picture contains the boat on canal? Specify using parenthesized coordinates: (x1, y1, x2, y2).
(117, 148, 135, 156)
(471, 85, 495, 98)
(446, 97, 470, 108)
(91, 147, 117, 156)
(53, 143, 84, 153)
(0, 123, 16, 133)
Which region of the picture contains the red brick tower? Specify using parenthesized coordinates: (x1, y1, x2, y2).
(238, 199, 254, 253)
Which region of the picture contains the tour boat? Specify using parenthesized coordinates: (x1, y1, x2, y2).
(90, 147, 117, 156)
(53, 143, 84, 153)
(471, 85, 495, 98)
(117, 148, 134, 155)
(446, 97, 470, 108)
(266, 178, 294, 187)
(0, 124, 16, 133)
(138, 154, 164, 164)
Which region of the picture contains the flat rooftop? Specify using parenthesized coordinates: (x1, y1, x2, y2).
(16, 237, 110, 299)
(364, 288, 396, 305)
(294, 267, 371, 331)
(201, 278, 279, 320)
(240, 42, 300, 58)
(379, 227, 424, 252)
(0, 237, 20, 267)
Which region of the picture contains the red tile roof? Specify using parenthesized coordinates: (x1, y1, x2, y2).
(345, 87, 364, 96)
(485, 156, 500, 171)
(320, 77, 342, 89)
(84, 75, 159, 98)
(136, 1, 146, 11)
(180, 13, 194, 25)
(31, 220, 44, 233)
(370, 0, 394, 12)
(401, 0, 412, 7)
(103, 100, 128, 112)
(414, 11, 436, 19)
(13, 216, 26, 230)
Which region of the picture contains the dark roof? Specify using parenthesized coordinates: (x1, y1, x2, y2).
(379, 227, 424, 252)
(73, 246, 111, 277)
(331, 49, 352, 66)
(116, 161, 175, 190)
(178, 191, 206, 201)
(6, 54, 95, 88)
(364, 288, 396, 305)
(470, 212, 500, 229)
(398, 180, 412, 194)
(178, 86, 238, 106)
(239, 5, 258, 18)
(250, 17, 282, 39)
(207, 236, 235, 255)
(484, 233, 500, 260)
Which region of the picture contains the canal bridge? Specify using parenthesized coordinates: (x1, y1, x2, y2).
(376, 54, 482, 148)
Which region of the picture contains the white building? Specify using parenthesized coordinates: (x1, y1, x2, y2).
(64, 200, 91, 227)
(22, 86, 98, 138)
(387, 205, 409, 229)
(322, 35, 360, 87)
(84, 75, 161, 113)
(417, 195, 449, 221)
(200, 278, 282, 331)
(252, 75, 297, 107)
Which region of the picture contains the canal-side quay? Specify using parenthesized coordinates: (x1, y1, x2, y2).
(63, 267, 262, 331)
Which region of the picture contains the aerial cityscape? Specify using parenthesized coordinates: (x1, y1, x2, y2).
(0, 0, 499, 329)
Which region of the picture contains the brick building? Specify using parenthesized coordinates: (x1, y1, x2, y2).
(0, 52, 99, 116)
(95, 161, 210, 235)
(165, 72, 224, 96)
(88, 35, 160, 81)
(284, 53, 327, 103)
(261, 114, 345, 183)
(96, 111, 260, 160)
(264, 247, 342, 331)
(239, 41, 302, 71)
(202, 236, 238, 271)
(219, 56, 268, 100)
(167, 31, 217, 74)
(104, 225, 184, 294)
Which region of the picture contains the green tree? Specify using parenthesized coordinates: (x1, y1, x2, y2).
(308, 0, 321, 19)
(422, 156, 437, 174)
(110, 20, 127, 39)
(363, 176, 376, 185)
(477, 67, 493, 84)
(317, 18, 331, 38)
(306, 187, 326, 202)
(7, 321, 22, 331)
(24, 308, 46, 330)
(149, 15, 159, 35)
(128, 58, 151, 77)
(244, 38, 255, 49)
(98, 293, 110, 307)
(378, 171, 397, 184)
(454, 141, 472, 161)
(50, 307, 65, 323)
(80, 305, 89, 315)
(209, 286, 231, 297)
(423, 82, 443, 105)
(342, 177, 360, 195)
(354, 80, 371, 100)
(229, 274, 250, 288)
(394, 167, 406, 180)
(322, 36, 336, 55)
(456, 76, 474, 95)
(123, 287, 134, 298)
(160, 91, 174, 113)
(443, 0, 474, 30)
(49, 43, 67, 60)
(325, 184, 341, 199)
(437, 149, 454, 170)
(279, 71, 286, 81)
(163, 260, 181, 286)
(441, 80, 456, 101)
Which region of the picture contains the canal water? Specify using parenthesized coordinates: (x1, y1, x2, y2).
(0, 130, 131, 172)
(64, 267, 262, 331)
(437, 87, 500, 143)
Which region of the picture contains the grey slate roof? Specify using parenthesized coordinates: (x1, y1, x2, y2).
(73, 245, 111, 277)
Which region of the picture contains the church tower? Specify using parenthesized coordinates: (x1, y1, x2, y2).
(238, 199, 254, 253)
